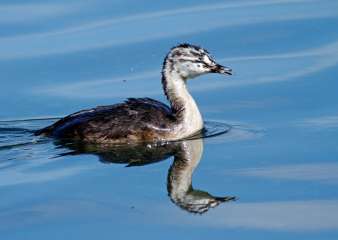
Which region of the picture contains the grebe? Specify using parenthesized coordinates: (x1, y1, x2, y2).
(35, 43, 232, 143)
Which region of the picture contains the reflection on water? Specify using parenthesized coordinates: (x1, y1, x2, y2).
(166, 139, 235, 214)
(57, 137, 236, 214)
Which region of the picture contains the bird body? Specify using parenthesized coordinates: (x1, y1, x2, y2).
(35, 43, 232, 143)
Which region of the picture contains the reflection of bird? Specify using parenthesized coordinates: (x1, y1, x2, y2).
(56, 137, 236, 214)
(35, 43, 232, 144)
(167, 139, 236, 214)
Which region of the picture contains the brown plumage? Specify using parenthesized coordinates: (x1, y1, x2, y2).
(53, 138, 236, 214)
(35, 98, 176, 143)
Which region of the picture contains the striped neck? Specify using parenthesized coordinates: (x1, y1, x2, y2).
(161, 58, 203, 138)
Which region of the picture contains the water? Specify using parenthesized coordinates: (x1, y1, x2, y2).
(1, 0, 338, 239)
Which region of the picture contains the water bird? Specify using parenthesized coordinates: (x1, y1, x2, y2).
(35, 43, 232, 143)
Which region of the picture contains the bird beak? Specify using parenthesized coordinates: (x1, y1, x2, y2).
(211, 64, 232, 75)
(214, 196, 237, 202)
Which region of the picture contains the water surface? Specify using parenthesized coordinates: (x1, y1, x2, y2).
(1, 0, 338, 239)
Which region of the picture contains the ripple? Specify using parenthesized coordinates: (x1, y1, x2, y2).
(185, 121, 232, 140)
(0, 117, 234, 151)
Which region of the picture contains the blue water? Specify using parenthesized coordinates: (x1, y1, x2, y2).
(1, 0, 338, 239)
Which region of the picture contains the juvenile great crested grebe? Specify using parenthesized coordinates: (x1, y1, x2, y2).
(35, 43, 232, 143)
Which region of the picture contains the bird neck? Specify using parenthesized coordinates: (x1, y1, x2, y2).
(162, 61, 203, 137)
